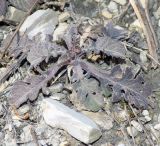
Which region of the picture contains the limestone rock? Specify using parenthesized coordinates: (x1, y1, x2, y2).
(42, 98, 102, 144)
(20, 9, 58, 39)
(53, 23, 69, 41)
(58, 12, 70, 23)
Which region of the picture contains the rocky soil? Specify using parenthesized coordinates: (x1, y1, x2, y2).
(0, 0, 160, 146)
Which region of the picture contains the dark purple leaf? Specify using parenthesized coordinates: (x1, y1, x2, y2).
(95, 36, 127, 58)
(72, 59, 152, 109)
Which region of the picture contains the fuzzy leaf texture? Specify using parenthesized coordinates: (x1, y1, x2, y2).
(72, 60, 152, 109)
(95, 36, 127, 58)
(9, 63, 65, 107)
(9, 76, 45, 108)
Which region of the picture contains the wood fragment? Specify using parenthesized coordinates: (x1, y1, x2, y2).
(129, 0, 158, 68)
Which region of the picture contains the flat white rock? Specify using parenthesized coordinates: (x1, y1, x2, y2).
(131, 120, 143, 132)
(20, 9, 58, 39)
(42, 98, 102, 144)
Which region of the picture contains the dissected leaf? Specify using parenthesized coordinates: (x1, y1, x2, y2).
(0, 0, 7, 16)
(9, 76, 44, 107)
(103, 22, 128, 40)
(9, 63, 64, 107)
(63, 24, 80, 51)
(27, 35, 67, 67)
(1, 34, 33, 58)
(72, 59, 151, 109)
(95, 36, 127, 58)
(70, 78, 104, 111)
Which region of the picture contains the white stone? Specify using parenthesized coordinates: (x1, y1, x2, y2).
(158, 19, 160, 27)
(130, 19, 142, 29)
(107, 1, 118, 13)
(153, 7, 160, 19)
(127, 126, 138, 137)
(6, 6, 26, 22)
(116, 141, 127, 146)
(58, 12, 70, 22)
(101, 9, 113, 19)
(144, 116, 151, 122)
(142, 110, 149, 116)
(113, 0, 127, 5)
(53, 23, 69, 41)
(131, 120, 143, 132)
(42, 98, 102, 144)
(154, 123, 160, 130)
(20, 9, 58, 39)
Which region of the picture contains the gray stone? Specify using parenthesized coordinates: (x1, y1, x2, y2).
(50, 93, 66, 100)
(82, 111, 113, 130)
(49, 83, 64, 93)
(107, 1, 118, 13)
(0, 104, 4, 116)
(20, 9, 58, 39)
(153, 7, 160, 19)
(20, 125, 38, 146)
(6, 6, 26, 22)
(42, 98, 102, 144)
(18, 104, 30, 115)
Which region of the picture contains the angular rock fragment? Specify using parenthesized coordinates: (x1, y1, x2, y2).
(42, 98, 102, 144)
(20, 9, 58, 39)
(6, 6, 26, 22)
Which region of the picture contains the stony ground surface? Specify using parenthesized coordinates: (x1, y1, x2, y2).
(0, 0, 160, 146)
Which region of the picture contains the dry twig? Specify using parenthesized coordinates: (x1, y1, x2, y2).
(129, 0, 158, 68)
(1, 0, 40, 58)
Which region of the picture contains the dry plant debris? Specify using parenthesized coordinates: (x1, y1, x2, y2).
(0, 0, 160, 145)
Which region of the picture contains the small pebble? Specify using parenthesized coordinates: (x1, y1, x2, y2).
(107, 1, 118, 13)
(131, 120, 143, 132)
(127, 126, 138, 137)
(142, 110, 149, 116)
(59, 12, 70, 22)
(154, 123, 160, 130)
(101, 8, 113, 19)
